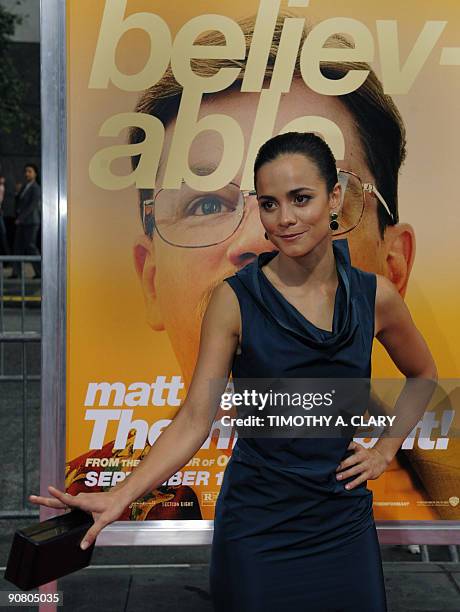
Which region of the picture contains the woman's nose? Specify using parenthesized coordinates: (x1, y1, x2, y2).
(278, 202, 297, 226)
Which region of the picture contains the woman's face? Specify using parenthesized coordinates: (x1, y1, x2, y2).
(256, 153, 341, 256)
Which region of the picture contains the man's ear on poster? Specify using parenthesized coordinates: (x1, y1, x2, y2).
(133, 233, 165, 332)
(381, 222, 416, 298)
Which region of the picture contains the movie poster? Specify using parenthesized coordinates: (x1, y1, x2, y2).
(65, 0, 460, 522)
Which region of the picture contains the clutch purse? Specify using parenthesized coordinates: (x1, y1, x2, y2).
(4, 508, 96, 591)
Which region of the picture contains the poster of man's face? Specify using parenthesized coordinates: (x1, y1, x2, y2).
(133, 78, 413, 383)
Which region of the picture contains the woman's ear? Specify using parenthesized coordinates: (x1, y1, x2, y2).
(329, 181, 343, 214)
(133, 234, 165, 331)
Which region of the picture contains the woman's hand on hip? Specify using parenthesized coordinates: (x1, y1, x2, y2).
(335, 441, 390, 490)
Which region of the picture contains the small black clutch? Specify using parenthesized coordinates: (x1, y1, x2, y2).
(4, 508, 96, 591)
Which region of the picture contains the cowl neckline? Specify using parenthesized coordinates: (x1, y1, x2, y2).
(235, 238, 359, 351)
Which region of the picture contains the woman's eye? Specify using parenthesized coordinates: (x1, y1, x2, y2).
(295, 194, 311, 204)
(261, 201, 276, 210)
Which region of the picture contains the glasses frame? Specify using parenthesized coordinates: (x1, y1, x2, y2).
(141, 181, 254, 249)
(335, 167, 395, 235)
(141, 170, 395, 247)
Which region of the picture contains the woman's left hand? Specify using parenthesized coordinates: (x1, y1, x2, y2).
(335, 441, 390, 490)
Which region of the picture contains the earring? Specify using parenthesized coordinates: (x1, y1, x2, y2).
(329, 212, 339, 231)
(264, 231, 269, 240)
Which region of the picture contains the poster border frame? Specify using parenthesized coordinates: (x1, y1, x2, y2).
(40, 0, 460, 545)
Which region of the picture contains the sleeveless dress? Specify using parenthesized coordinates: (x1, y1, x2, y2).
(209, 238, 388, 612)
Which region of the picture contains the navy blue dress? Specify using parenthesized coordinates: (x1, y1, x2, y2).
(209, 238, 387, 612)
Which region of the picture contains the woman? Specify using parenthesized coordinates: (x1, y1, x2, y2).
(29, 132, 437, 611)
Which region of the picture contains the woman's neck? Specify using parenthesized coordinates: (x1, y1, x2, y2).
(269, 235, 337, 291)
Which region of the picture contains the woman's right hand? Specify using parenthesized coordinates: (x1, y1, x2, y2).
(29, 485, 129, 550)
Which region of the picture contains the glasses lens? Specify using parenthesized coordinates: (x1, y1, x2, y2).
(336, 172, 364, 233)
(153, 183, 244, 247)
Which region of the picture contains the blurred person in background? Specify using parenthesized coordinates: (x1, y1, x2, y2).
(0, 162, 16, 259)
(11, 163, 41, 279)
(0, 175, 11, 260)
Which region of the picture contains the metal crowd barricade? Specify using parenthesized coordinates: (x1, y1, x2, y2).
(0, 255, 41, 519)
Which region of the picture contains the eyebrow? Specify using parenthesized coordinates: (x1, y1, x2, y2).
(155, 159, 220, 184)
(258, 186, 317, 201)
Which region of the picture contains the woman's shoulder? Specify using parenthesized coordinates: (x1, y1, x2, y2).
(350, 264, 377, 287)
(206, 280, 241, 339)
(205, 281, 240, 323)
(223, 257, 258, 288)
(373, 273, 402, 311)
(349, 265, 377, 310)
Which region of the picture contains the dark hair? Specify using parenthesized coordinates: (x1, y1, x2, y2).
(129, 10, 404, 237)
(24, 163, 40, 183)
(253, 132, 337, 194)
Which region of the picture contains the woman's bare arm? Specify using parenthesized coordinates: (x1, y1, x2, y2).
(374, 274, 437, 379)
(335, 274, 439, 489)
(29, 280, 241, 547)
(372, 274, 438, 462)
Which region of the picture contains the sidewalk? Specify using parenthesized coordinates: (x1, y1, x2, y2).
(1, 559, 460, 611)
(1, 529, 460, 611)
(52, 560, 460, 612)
